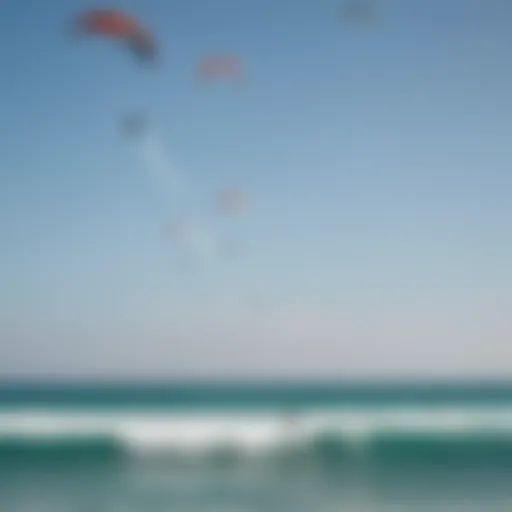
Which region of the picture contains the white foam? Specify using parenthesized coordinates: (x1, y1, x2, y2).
(1, 407, 512, 454)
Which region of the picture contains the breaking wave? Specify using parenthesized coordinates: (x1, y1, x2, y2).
(2, 407, 512, 468)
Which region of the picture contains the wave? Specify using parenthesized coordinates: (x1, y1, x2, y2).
(1, 407, 512, 467)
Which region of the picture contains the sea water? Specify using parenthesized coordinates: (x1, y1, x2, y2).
(1, 382, 512, 511)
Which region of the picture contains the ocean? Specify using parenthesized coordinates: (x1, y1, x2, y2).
(1, 382, 512, 511)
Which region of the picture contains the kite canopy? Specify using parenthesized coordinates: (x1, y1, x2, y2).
(341, 0, 377, 23)
(218, 189, 247, 214)
(75, 8, 157, 62)
(122, 112, 147, 139)
(198, 54, 243, 82)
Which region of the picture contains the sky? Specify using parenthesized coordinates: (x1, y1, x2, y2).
(1, 0, 512, 380)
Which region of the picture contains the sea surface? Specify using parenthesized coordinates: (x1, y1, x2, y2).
(1, 382, 512, 511)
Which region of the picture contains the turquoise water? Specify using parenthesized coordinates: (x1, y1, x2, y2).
(1, 382, 512, 511)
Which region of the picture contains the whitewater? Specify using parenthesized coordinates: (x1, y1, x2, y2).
(2, 406, 512, 457)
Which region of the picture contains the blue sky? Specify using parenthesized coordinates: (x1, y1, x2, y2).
(1, 0, 512, 379)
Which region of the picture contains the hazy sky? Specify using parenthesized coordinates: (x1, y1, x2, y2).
(1, 0, 512, 379)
